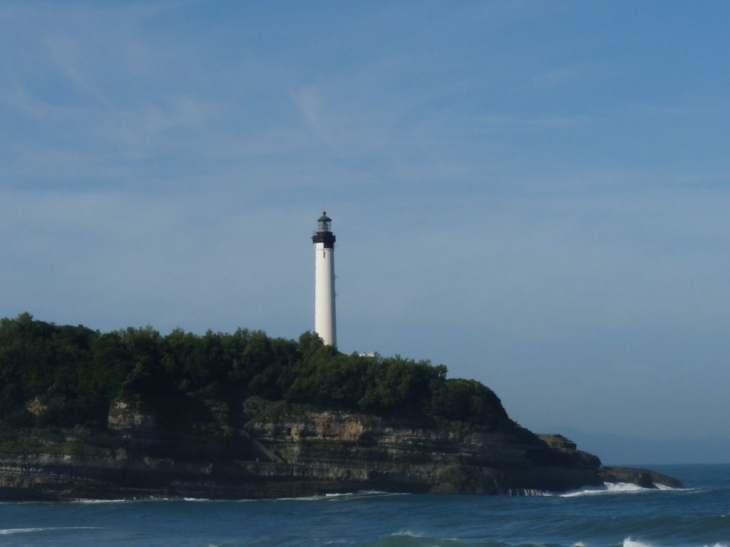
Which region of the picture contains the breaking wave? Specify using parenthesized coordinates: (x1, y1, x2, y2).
(274, 490, 408, 502)
(0, 465, 725, 547)
(0, 527, 99, 535)
(560, 482, 684, 497)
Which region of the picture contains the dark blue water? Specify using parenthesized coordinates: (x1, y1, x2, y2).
(0, 465, 727, 547)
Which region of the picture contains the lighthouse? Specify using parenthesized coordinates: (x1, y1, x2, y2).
(312, 211, 337, 347)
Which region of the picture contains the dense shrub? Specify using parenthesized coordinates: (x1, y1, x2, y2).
(0, 314, 511, 433)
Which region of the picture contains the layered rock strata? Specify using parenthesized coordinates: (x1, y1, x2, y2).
(0, 406, 681, 501)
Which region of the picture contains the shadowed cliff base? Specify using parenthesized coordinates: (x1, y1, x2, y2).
(0, 405, 681, 500)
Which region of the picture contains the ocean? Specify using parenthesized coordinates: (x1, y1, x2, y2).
(0, 464, 727, 547)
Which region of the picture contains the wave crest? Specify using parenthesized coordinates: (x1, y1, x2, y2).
(561, 482, 684, 497)
(0, 527, 99, 535)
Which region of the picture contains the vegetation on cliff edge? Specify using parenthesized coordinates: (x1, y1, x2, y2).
(0, 313, 511, 435)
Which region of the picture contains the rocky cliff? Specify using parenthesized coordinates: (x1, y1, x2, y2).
(0, 401, 681, 500)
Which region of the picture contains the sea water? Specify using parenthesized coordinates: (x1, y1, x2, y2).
(0, 464, 727, 547)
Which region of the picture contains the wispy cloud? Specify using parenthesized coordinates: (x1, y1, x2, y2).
(294, 86, 335, 147)
(1, 86, 72, 120)
(94, 96, 220, 147)
(43, 34, 111, 106)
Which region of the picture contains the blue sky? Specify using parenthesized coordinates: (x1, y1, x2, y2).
(1, 1, 729, 461)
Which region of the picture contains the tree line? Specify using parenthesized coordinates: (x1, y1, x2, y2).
(0, 313, 511, 434)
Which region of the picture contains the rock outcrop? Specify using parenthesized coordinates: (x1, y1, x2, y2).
(0, 404, 682, 500)
(599, 466, 682, 488)
(108, 399, 159, 431)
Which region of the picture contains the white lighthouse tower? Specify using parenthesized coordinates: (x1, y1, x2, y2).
(312, 211, 337, 347)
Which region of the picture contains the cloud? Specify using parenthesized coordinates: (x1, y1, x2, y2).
(293, 86, 334, 147)
(43, 34, 111, 106)
(93, 96, 220, 149)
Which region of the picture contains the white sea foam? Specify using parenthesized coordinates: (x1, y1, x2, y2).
(560, 482, 661, 497)
(606, 482, 652, 493)
(392, 531, 424, 537)
(273, 494, 327, 501)
(72, 498, 130, 504)
(623, 538, 652, 547)
(181, 497, 255, 502)
(275, 490, 407, 502)
(0, 528, 46, 535)
(73, 497, 182, 503)
(653, 483, 681, 491)
(74, 496, 259, 504)
(0, 527, 98, 535)
(559, 479, 693, 498)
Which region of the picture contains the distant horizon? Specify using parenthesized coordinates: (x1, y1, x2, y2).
(535, 425, 730, 466)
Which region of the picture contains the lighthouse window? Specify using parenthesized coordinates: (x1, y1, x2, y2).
(317, 212, 332, 232)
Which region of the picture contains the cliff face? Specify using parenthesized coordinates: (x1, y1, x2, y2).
(246, 411, 604, 495)
(0, 403, 682, 500)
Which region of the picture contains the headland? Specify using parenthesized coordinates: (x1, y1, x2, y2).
(0, 315, 680, 500)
